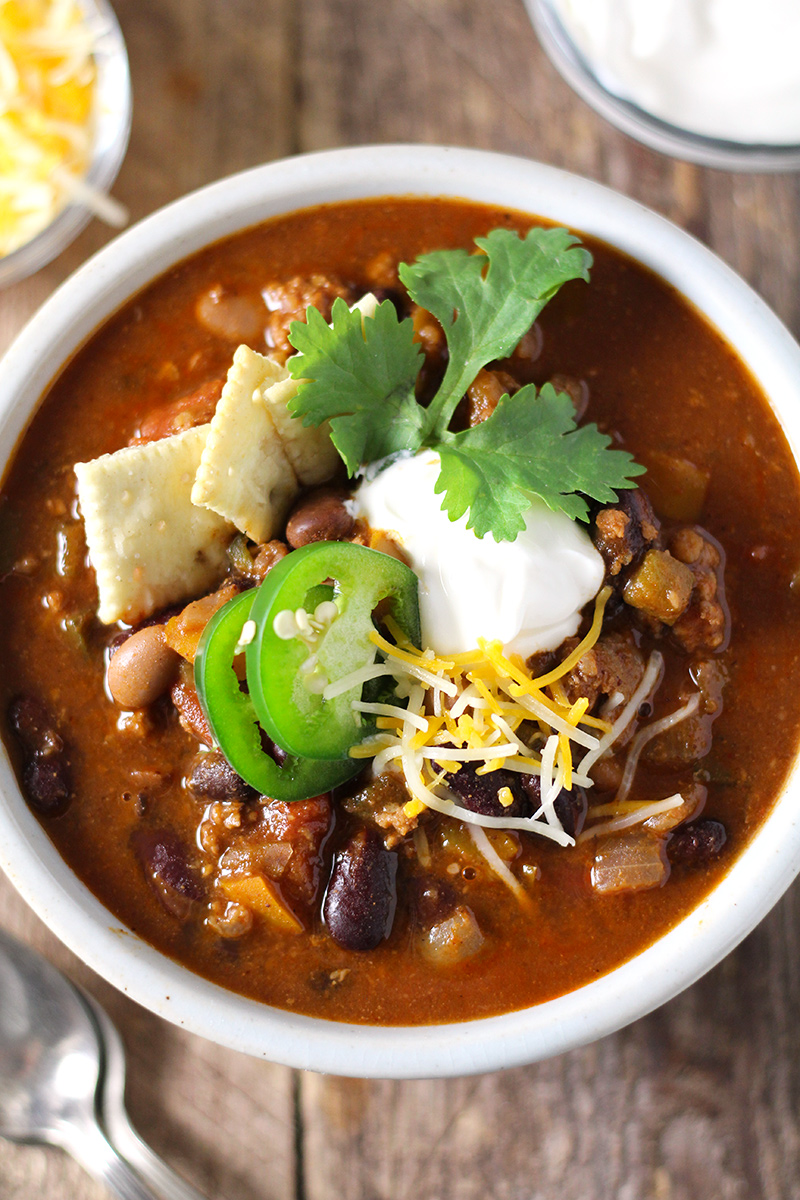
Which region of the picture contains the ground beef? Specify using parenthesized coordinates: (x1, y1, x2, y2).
(669, 528, 728, 652)
(561, 629, 646, 721)
(129, 378, 223, 445)
(341, 772, 421, 848)
(263, 273, 354, 362)
(592, 489, 661, 580)
(463, 368, 519, 426)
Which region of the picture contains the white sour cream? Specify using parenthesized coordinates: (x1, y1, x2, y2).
(551, 0, 800, 144)
(354, 450, 605, 657)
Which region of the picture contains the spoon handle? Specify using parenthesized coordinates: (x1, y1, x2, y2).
(82, 993, 208, 1200)
(104, 1104, 209, 1200)
(58, 1119, 164, 1200)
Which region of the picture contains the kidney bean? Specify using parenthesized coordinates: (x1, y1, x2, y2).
(8, 695, 72, 816)
(667, 819, 727, 868)
(323, 826, 397, 951)
(133, 828, 203, 919)
(286, 488, 354, 549)
(107, 625, 180, 709)
(517, 774, 587, 837)
(186, 750, 256, 801)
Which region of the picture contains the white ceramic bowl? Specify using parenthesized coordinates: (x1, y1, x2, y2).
(1, 146, 800, 1078)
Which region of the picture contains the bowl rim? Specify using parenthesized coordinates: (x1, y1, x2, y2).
(1, 143, 800, 1078)
(525, 0, 800, 172)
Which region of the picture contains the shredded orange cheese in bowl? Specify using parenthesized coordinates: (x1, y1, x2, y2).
(0, 0, 129, 281)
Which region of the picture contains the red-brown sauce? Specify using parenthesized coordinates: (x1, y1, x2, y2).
(1, 198, 800, 1024)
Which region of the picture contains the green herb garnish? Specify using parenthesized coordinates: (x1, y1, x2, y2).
(287, 226, 645, 541)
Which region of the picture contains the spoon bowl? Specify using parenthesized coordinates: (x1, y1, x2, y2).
(0, 926, 100, 1146)
(0, 928, 205, 1200)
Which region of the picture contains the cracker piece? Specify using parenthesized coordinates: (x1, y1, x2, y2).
(351, 291, 380, 321)
(75, 424, 233, 625)
(260, 375, 340, 486)
(259, 294, 379, 486)
(191, 345, 298, 542)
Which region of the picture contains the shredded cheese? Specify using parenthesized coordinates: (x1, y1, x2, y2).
(334, 588, 701, 868)
(341, 613, 616, 845)
(0, 0, 127, 256)
(579, 793, 686, 841)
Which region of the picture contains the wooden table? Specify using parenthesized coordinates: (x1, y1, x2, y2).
(2, 2, 800, 1197)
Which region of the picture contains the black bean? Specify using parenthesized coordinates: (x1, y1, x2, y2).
(668, 819, 727, 868)
(186, 750, 256, 801)
(445, 762, 533, 818)
(517, 774, 588, 837)
(8, 695, 71, 816)
(553, 786, 588, 838)
(406, 875, 458, 927)
(324, 827, 397, 951)
(8, 695, 63, 757)
(23, 758, 71, 816)
(133, 828, 203, 919)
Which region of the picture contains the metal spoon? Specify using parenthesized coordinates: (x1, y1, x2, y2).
(80, 989, 207, 1200)
(0, 927, 206, 1200)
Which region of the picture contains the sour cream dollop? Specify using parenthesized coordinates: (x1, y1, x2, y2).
(551, 0, 800, 144)
(354, 451, 605, 658)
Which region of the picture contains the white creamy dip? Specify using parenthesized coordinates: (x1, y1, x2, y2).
(551, 0, 800, 144)
(354, 450, 605, 658)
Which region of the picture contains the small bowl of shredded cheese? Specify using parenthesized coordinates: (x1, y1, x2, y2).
(0, 0, 131, 285)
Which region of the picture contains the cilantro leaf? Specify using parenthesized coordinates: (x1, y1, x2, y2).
(286, 297, 425, 476)
(399, 227, 592, 439)
(435, 383, 646, 541)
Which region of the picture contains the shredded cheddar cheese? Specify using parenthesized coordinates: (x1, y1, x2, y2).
(0, 0, 127, 256)
(340, 588, 615, 848)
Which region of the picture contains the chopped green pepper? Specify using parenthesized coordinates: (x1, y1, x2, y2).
(246, 541, 420, 761)
(194, 589, 361, 800)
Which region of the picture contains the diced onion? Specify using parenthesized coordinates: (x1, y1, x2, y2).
(591, 831, 668, 894)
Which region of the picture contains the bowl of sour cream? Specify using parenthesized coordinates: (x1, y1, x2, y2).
(527, 0, 800, 171)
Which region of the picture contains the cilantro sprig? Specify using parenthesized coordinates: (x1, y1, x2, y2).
(286, 226, 645, 541)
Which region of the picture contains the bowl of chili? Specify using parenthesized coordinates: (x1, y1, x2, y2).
(0, 145, 799, 1077)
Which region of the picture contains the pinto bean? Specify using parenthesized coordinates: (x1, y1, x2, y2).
(286, 488, 354, 548)
(186, 750, 256, 801)
(323, 826, 397, 951)
(107, 625, 180, 709)
(195, 285, 264, 342)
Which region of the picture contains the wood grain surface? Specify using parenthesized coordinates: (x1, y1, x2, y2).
(2, 2, 800, 1198)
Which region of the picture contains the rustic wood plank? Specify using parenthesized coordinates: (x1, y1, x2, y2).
(0, 1, 300, 1197)
(294, 5, 800, 1200)
(3, 2, 800, 1199)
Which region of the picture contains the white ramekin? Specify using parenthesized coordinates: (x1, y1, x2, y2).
(0, 0, 131, 287)
(1, 145, 799, 1078)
